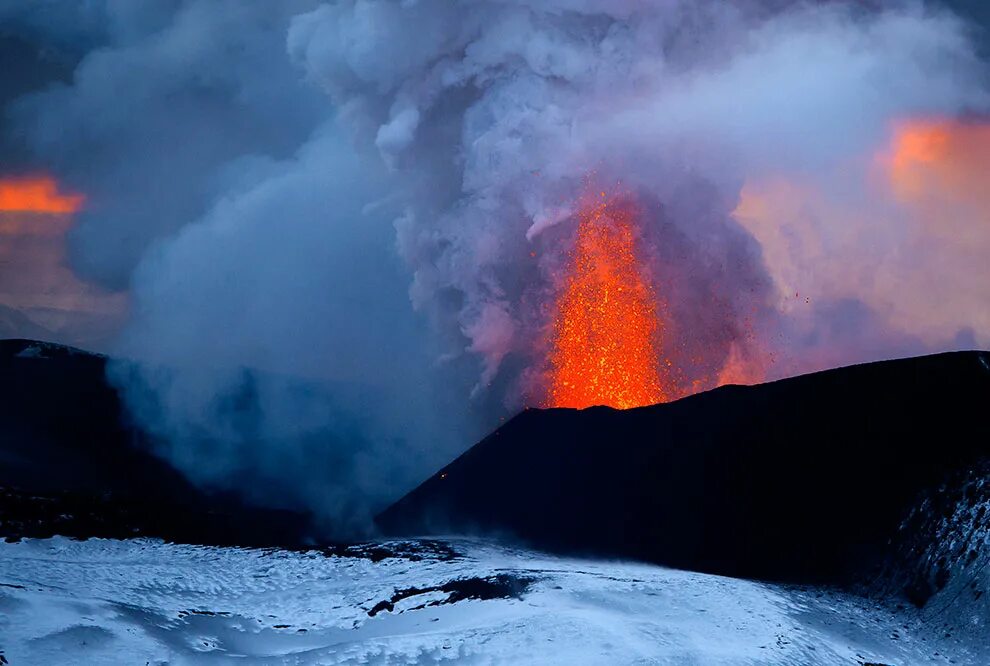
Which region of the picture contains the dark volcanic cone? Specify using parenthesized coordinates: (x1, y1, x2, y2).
(378, 351, 990, 585)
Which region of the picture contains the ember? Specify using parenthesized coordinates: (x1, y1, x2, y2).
(544, 192, 668, 409)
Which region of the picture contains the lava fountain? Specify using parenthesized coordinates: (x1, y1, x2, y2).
(883, 117, 990, 205)
(544, 192, 668, 410)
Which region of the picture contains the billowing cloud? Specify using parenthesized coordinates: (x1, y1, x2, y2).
(2, 0, 988, 533)
(290, 0, 989, 394)
(7, 0, 327, 289)
(0, 175, 124, 345)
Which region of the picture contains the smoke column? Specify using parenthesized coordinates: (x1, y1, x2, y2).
(1, 0, 988, 533)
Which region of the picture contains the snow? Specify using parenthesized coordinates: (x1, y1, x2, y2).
(0, 536, 981, 664)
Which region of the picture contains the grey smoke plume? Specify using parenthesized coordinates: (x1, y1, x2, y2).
(288, 0, 989, 388)
(3, 0, 989, 533)
(7, 1, 327, 289)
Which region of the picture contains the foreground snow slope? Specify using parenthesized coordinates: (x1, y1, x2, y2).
(0, 537, 981, 665)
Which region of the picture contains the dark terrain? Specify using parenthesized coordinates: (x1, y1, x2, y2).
(4, 337, 990, 610)
(379, 350, 990, 598)
(0, 339, 311, 546)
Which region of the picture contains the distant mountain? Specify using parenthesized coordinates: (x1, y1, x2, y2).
(0, 303, 120, 351)
(17, 305, 122, 351)
(0, 304, 55, 341)
(378, 351, 990, 600)
(0, 339, 312, 546)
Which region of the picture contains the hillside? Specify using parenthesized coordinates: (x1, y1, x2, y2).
(0, 339, 311, 546)
(379, 351, 990, 595)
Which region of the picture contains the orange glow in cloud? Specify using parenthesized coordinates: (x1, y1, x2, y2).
(883, 118, 990, 207)
(732, 116, 990, 310)
(0, 176, 85, 214)
(731, 176, 829, 312)
(731, 115, 990, 369)
(544, 192, 669, 409)
(716, 340, 766, 387)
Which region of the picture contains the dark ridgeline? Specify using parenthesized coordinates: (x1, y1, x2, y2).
(0, 339, 311, 546)
(5, 335, 990, 602)
(378, 351, 990, 588)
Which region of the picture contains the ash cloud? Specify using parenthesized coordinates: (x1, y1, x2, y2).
(7, 1, 327, 289)
(2, 0, 989, 533)
(290, 0, 990, 392)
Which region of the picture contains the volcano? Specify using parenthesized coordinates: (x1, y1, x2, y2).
(6, 335, 990, 598)
(378, 350, 990, 588)
(3, 342, 990, 666)
(543, 193, 669, 409)
(0, 338, 311, 546)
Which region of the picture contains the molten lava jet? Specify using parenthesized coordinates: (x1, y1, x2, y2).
(544, 193, 668, 410)
(0, 175, 84, 214)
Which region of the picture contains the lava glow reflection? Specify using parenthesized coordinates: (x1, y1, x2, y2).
(884, 117, 990, 206)
(0, 176, 84, 214)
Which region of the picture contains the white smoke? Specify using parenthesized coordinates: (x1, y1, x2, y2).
(290, 0, 990, 393)
(3, 0, 989, 532)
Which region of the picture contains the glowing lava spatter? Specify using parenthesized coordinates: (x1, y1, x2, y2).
(0, 175, 84, 214)
(544, 193, 668, 409)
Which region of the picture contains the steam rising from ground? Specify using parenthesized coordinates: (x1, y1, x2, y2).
(2, 1, 988, 533)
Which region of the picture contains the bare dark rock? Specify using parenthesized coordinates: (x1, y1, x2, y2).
(367, 573, 536, 616)
(0, 339, 312, 547)
(379, 351, 990, 589)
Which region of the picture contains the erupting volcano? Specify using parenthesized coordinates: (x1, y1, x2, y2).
(544, 193, 668, 410)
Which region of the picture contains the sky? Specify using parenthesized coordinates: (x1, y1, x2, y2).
(1, 0, 988, 534)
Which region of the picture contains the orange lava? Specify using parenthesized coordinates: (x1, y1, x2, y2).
(544, 193, 668, 409)
(0, 175, 84, 214)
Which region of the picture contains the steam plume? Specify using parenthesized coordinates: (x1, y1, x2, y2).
(2, 0, 988, 532)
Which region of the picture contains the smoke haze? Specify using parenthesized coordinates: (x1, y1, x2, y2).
(1, 0, 988, 533)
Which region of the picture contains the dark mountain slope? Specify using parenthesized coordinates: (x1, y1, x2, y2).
(378, 351, 990, 586)
(0, 339, 311, 546)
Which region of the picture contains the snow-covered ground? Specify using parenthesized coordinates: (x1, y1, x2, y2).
(0, 537, 982, 665)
